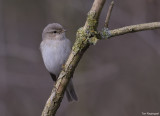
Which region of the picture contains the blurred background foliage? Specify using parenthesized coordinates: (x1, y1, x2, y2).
(0, 0, 160, 116)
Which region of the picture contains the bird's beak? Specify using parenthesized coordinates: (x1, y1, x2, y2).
(62, 29, 66, 32)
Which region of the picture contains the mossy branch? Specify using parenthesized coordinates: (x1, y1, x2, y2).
(41, 0, 160, 115)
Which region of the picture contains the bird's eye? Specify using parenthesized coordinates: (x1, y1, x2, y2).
(53, 31, 57, 33)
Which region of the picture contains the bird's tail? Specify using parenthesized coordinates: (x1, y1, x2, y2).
(66, 80, 78, 102)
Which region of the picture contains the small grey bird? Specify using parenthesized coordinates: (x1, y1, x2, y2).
(40, 23, 78, 101)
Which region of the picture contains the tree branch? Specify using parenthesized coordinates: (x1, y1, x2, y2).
(100, 22, 160, 39)
(84, 0, 106, 30)
(105, 1, 114, 28)
(109, 22, 160, 38)
(41, 0, 160, 115)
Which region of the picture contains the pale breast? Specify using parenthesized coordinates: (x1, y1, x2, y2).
(40, 39, 71, 76)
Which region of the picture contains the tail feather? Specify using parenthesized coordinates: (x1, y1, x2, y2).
(66, 90, 72, 102)
(66, 80, 78, 102)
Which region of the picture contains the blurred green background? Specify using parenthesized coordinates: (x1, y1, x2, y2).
(0, 0, 160, 116)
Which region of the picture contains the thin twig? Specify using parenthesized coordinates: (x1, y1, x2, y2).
(109, 22, 160, 38)
(105, 1, 114, 28)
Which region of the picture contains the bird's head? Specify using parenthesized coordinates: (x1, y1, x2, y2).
(42, 23, 66, 40)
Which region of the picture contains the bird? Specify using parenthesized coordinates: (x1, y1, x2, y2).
(40, 23, 78, 101)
